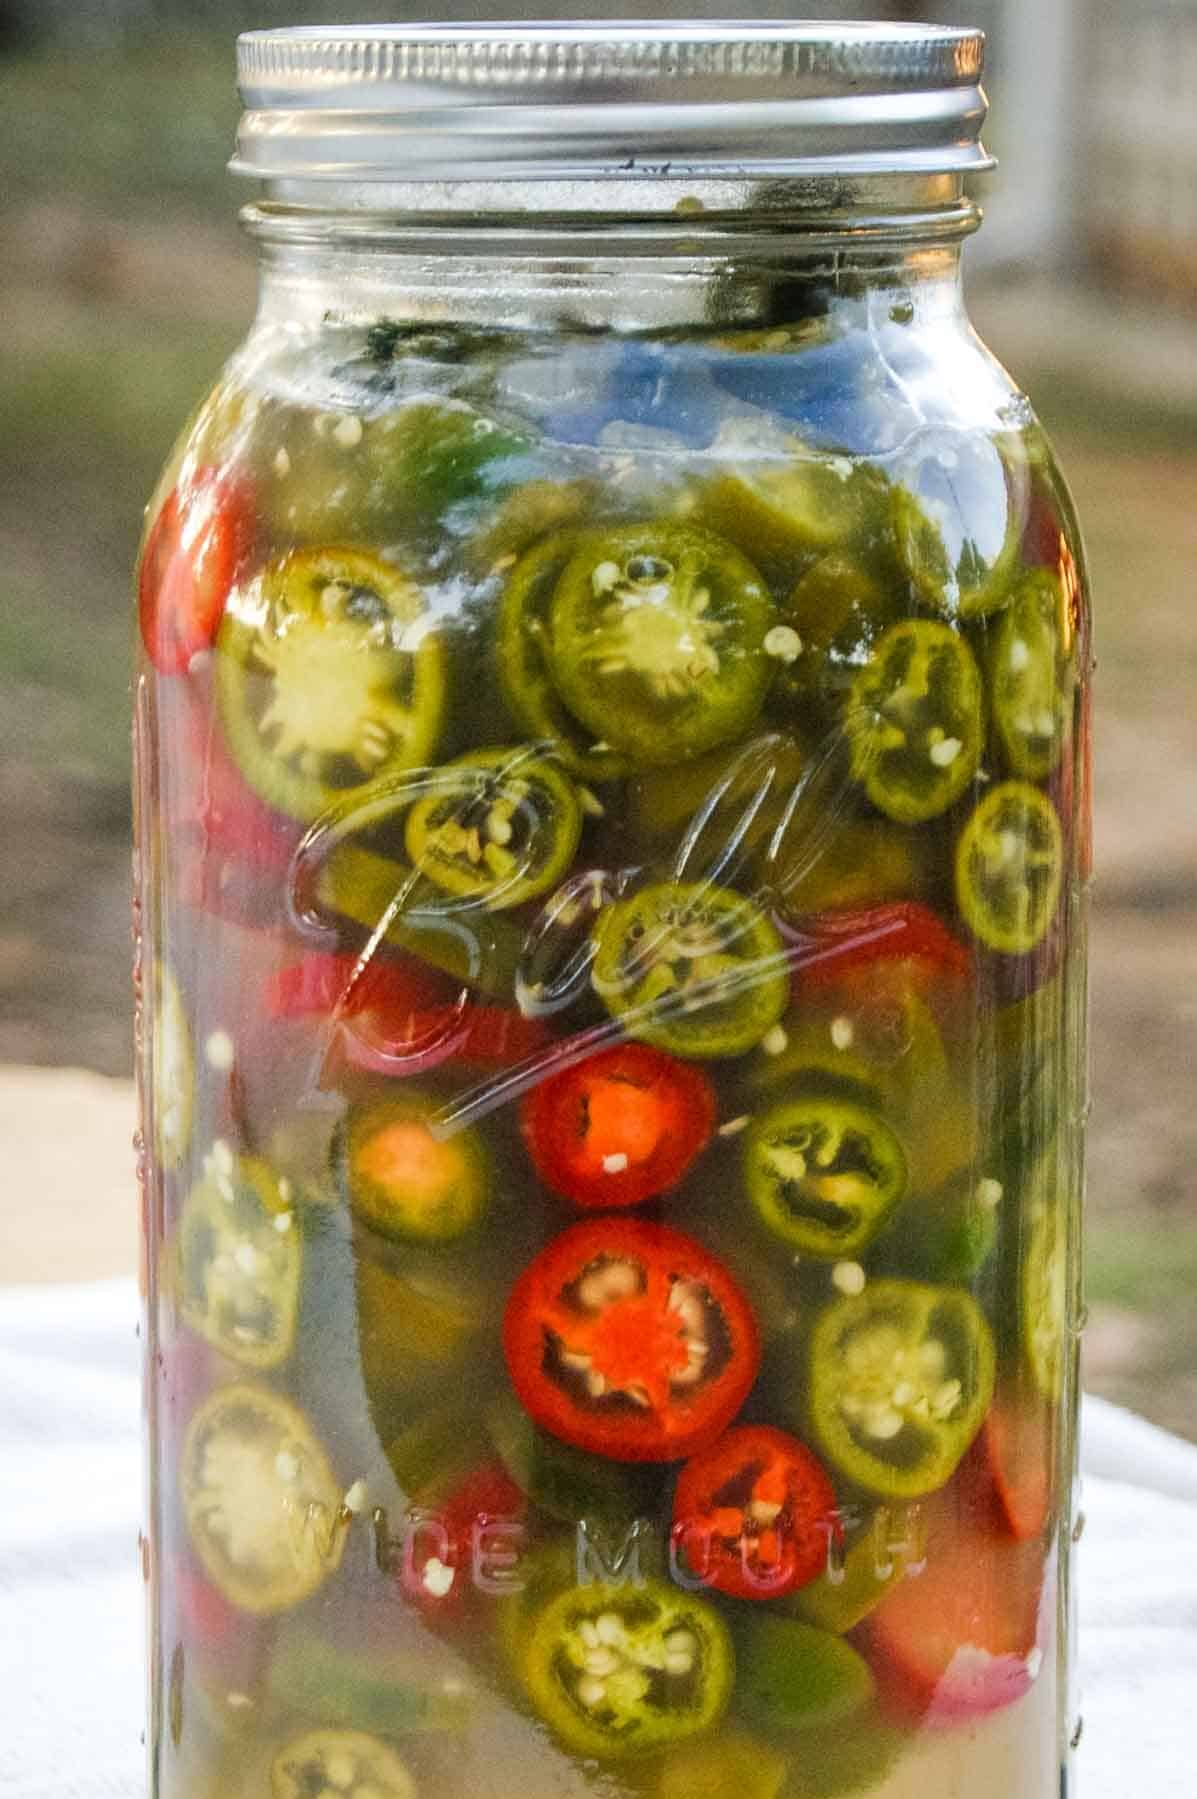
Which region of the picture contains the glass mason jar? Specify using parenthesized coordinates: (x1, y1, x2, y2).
(134, 23, 1091, 1799)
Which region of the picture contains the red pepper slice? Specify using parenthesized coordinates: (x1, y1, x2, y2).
(1020, 489, 1062, 573)
(337, 1002, 552, 1078)
(673, 1425, 838, 1601)
(404, 1459, 526, 1614)
(521, 1044, 716, 1210)
(866, 1467, 1045, 1726)
(984, 1390, 1056, 1543)
(265, 952, 450, 1022)
(139, 469, 254, 675)
(787, 903, 976, 1084)
(503, 1219, 760, 1463)
(266, 951, 550, 1078)
(793, 902, 973, 990)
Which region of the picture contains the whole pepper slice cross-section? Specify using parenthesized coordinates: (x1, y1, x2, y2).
(404, 745, 583, 912)
(802, 1278, 994, 1500)
(502, 1219, 760, 1462)
(515, 1572, 734, 1760)
(744, 1095, 908, 1258)
(181, 1383, 345, 1615)
(673, 1425, 838, 1600)
(846, 618, 982, 824)
(991, 566, 1076, 780)
(546, 521, 776, 768)
(215, 544, 445, 825)
(177, 1149, 301, 1370)
(270, 1728, 415, 1799)
(521, 1042, 716, 1209)
(955, 780, 1064, 955)
(591, 880, 789, 1061)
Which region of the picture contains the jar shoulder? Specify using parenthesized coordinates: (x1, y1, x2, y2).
(180, 303, 1046, 467)
(141, 304, 1085, 637)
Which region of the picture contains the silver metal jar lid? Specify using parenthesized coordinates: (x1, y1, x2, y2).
(231, 20, 992, 185)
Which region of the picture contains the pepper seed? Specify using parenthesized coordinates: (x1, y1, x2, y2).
(764, 625, 803, 664)
(332, 414, 363, 449)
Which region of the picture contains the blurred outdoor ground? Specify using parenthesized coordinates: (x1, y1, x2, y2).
(1, 9, 1194, 1438)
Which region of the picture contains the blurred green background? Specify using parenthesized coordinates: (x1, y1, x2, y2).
(1, 4, 1194, 1437)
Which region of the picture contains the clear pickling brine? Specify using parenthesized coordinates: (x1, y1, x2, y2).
(136, 25, 1090, 1799)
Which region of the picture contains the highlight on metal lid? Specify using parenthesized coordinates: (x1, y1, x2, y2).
(231, 19, 993, 185)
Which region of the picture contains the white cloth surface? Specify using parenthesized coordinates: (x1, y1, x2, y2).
(1, 1279, 1194, 1797)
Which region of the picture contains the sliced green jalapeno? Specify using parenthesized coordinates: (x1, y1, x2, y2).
(178, 1150, 301, 1369)
(785, 1520, 904, 1635)
(772, 1707, 908, 1798)
(744, 1009, 881, 1105)
(874, 1170, 1001, 1284)
(654, 1732, 788, 1799)
(258, 397, 527, 546)
(702, 456, 887, 582)
(804, 1279, 995, 1499)
(471, 478, 594, 575)
(355, 1251, 494, 1396)
(270, 1729, 416, 1799)
(1023, 1174, 1067, 1402)
(215, 546, 445, 825)
(773, 552, 896, 722)
(737, 1617, 875, 1733)
(404, 746, 583, 911)
(153, 960, 193, 1172)
(746, 983, 977, 1199)
(268, 1637, 476, 1740)
(338, 1091, 489, 1243)
(846, 619, 982, 824)
(182, 1383, 345, 1614)
(309, 840, 525, 996)
(744, 1097, 907, 1258)
(645, 741, 929, 919)
(891, 431, 1022, 618)
(494, 531, 631, 781)
(546, 522, 776, 767)
(775, 819, 929, 919)
(626, 734, 807, 866)
(591, 881, 789, 1060)
(516, 1575, 734, 1760)
(955, 781, 1064, 954)
(991, 567, 1076, 779)
(631, 734, 926, 933)
(646, 731, 876, 910)
(382, 399, 529, 531)
(993, 979, 1064, 1126)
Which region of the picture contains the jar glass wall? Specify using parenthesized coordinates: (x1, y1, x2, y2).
(135, 26, 1089, 1799)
